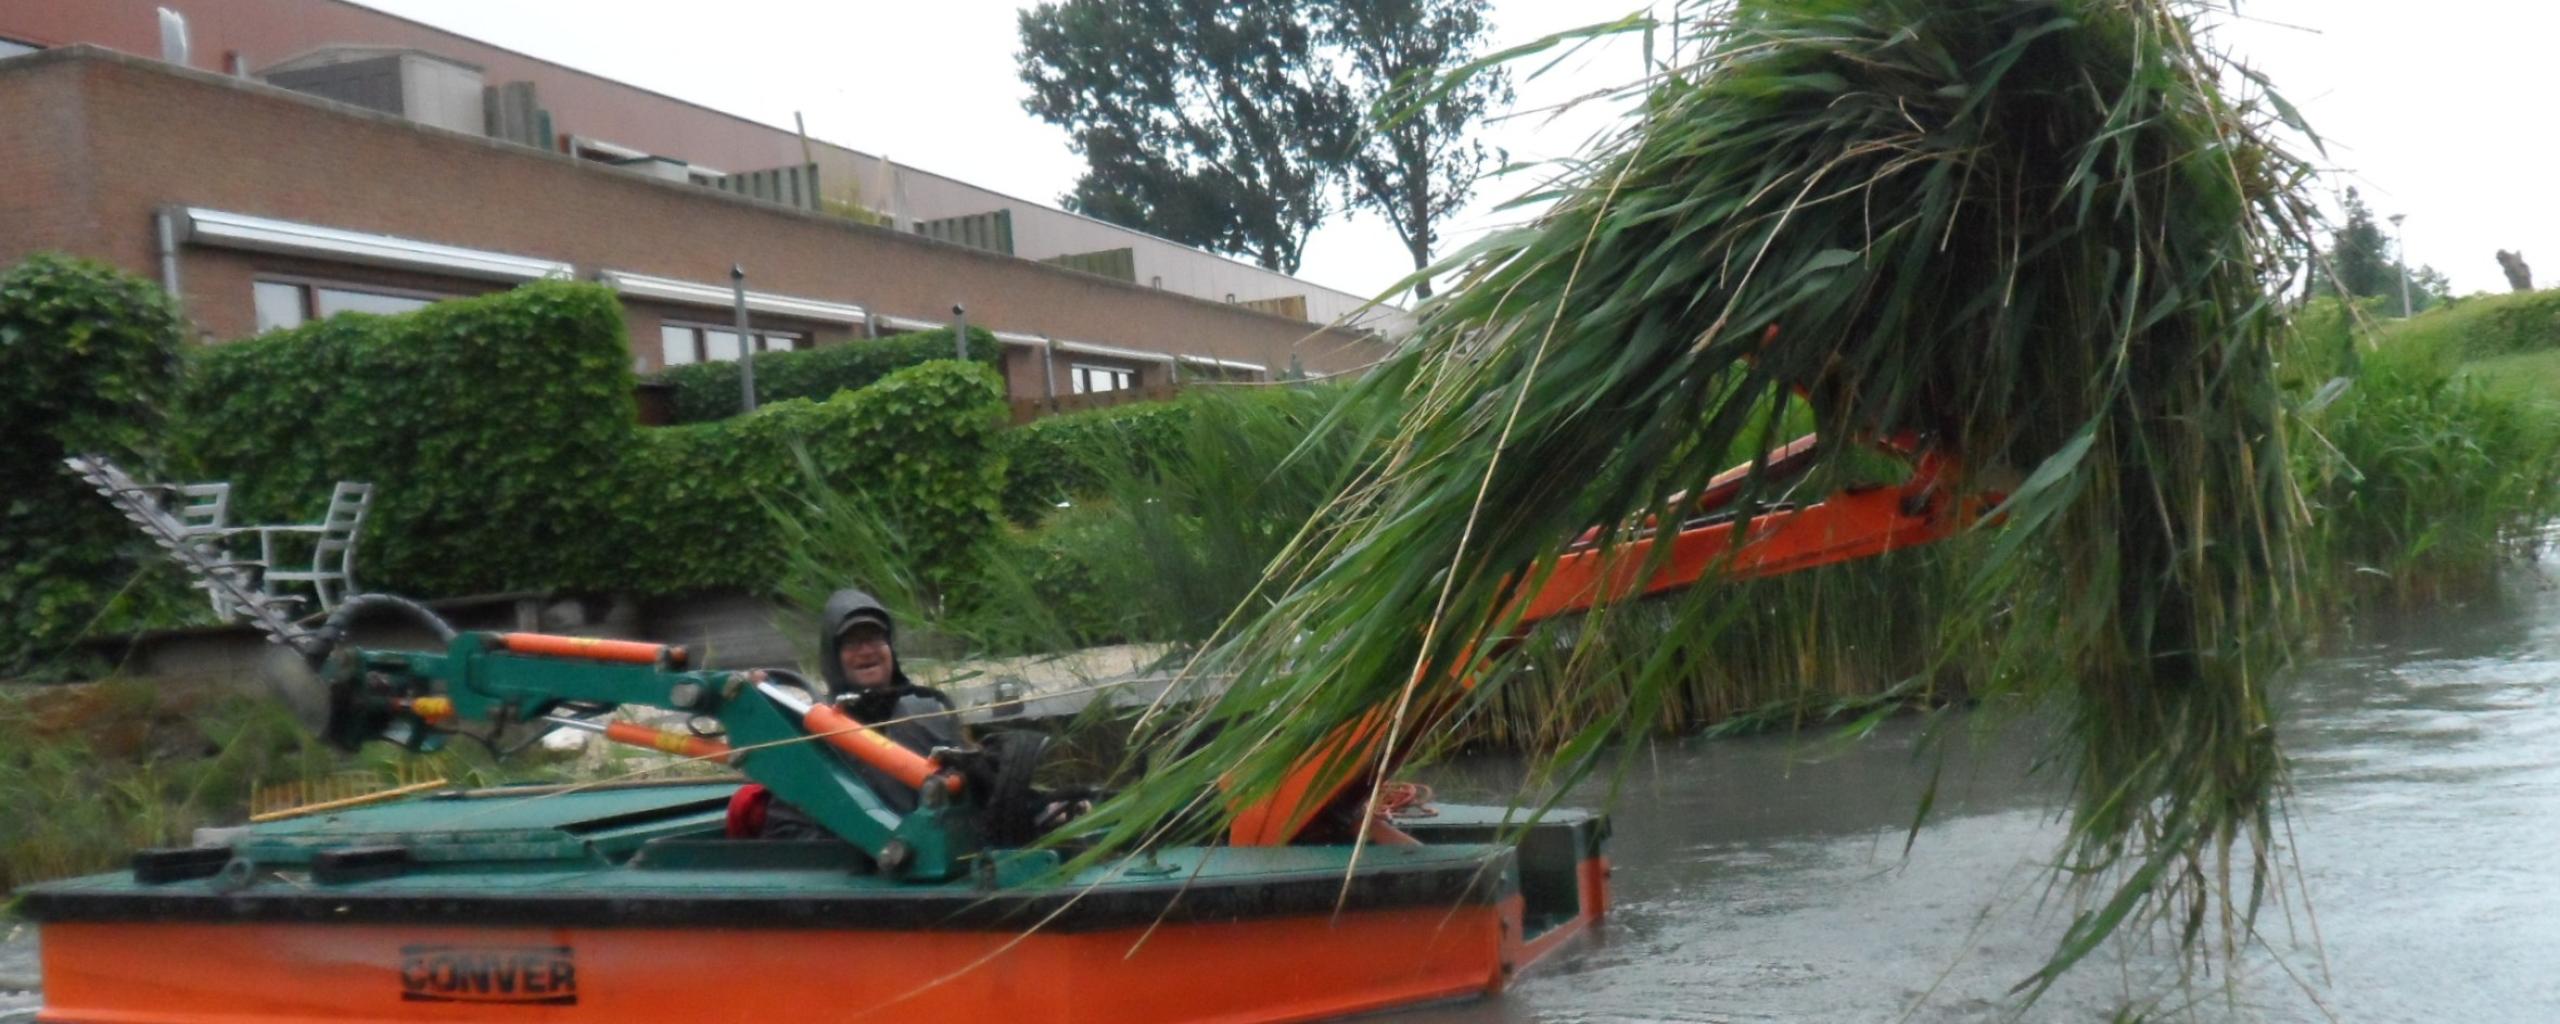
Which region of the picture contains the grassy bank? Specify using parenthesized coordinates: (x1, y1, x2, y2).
(0, 680, 524, 896)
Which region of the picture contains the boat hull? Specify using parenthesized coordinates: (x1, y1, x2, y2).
(20, 785, 1607, 1023)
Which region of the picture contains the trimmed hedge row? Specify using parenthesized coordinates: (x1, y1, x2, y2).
(997, 399, 1190, 522)
(652, 326, 1001, 424)
(618, 362, 1008, 593)
(0, 254, 195, 673)
(178, 282, 1008, 600)
(178, 282, 637, 596)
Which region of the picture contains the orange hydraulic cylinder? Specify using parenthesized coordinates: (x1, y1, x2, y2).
(600, 721, 730, 760)
(757, 683, 961, 795)
(495, 632, 688, 666)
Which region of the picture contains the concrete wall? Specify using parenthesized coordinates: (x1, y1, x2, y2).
(0, 49, 1388, 397)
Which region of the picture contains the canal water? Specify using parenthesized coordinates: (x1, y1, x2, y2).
(1394, 553, 2560, 1022)
(3, 557, 2555, 1021)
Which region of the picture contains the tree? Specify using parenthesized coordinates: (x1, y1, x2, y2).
(2323, 188, 2393, 299)
(1019, 0, 1356, 274)
(1324, 0, 1512, 300)
(2497, 249, 2533, 292)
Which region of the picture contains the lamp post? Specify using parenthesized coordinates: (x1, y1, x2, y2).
(732, 265, 757, 412)
(2389, 214, 2413, 317)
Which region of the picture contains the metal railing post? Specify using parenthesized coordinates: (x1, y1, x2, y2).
(731, 264, 757, 413)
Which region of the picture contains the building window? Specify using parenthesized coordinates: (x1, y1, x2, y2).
(1070, 363, 1136, 395)
(658, 322, 805, 367)
(253, 279, 445, 332)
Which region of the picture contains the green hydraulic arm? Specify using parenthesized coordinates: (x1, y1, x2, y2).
(304, 621, 979, 881)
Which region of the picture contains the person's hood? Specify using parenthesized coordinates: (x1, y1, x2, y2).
(819, 588, 902, 695)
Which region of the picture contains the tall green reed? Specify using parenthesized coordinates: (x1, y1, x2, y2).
(1065, 0, 2321, 1001)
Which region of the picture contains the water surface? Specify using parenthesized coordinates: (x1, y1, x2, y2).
(1393, 560, 2560, 1021)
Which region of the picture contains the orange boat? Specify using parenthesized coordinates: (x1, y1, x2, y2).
(28, 427, 1982, 1022)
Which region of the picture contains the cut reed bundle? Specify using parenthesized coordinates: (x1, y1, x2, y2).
(1079, 0, 2320, 997)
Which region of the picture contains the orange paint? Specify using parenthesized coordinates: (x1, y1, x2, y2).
(1235, 440, 1998, 847)
(495, 632, 686, 666)
(600, 720, 729, 761)
(37, 900, 1516, 1023)
(1514, 856, 1614, 972)
(801, 701, 960, 794)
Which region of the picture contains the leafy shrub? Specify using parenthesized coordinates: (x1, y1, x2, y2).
(997, 397, 1193, 523)
(2299, 345, 2560, 603)
(1028, 385, 1369, 643)
(0, 254, 195, 674)
(615, 361, 1009, 593)
(2375, 288, 2560, 363)
(176, 282, 636, 596)
(651, 326, 1001, 423)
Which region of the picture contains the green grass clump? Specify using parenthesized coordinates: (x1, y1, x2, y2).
(2463, 349, 2560, 409)
(2378, 288, 2560, 361)
(0, 680, 520, 895)
(2291, 305, 2560, 605)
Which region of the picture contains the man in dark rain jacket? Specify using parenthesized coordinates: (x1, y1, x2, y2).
(726, 589, 963, 836)
(817, 588, 963, 808)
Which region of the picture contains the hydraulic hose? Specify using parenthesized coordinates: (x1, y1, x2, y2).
(299, 593, 458, 658)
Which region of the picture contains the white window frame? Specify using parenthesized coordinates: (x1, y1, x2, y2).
(252, 276, 453, 333)
(658, 320, 807, 367)
(1070, 362, 1137, 395)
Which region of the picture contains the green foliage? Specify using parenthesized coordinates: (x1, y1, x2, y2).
(1023, 384, 1371, 644)
(2373, 286, 2560, 362)
(776, 383, 1361, 658)
(2298, 350, 2560, 604)
(2323, 187, 2396, 300)
(176, 282, 635, 597)
(0, 254, 195, 675)
(1329, 0, 1513, 297)
(650, 326, 1001, 424)
(1065, 0, 2320, 1001)
(997, 397, 1191, 522)
(619, 361, 1009, 594)
(2463, 349, 2560, 409)
(1019, 0, 1356, 272)
(0, 679, 536, 893)
(2316, 188, 2448, 312)
(1018, 0, 1510, 281)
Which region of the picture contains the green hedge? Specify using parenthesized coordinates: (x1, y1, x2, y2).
(615, 361, 1008, 592)
(177, 282, 636, 596)
(0, 254, 194, 673)
(998, 399, 1190, 522)
(2382, 288, 2560, 361)
(179, 282, 1007, 601)
(652, 326, 1001, 423)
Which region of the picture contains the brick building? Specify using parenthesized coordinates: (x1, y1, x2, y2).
(0, 3, 1396, 402)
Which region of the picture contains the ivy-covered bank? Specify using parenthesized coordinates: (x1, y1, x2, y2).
(648, 326, 1003, 424)
(0, 261, 1017, 674)
(0, 255, 195, 675)
(177, 281, 1008, 598)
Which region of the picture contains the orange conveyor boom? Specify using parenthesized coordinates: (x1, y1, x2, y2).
(1230, 438, 1998, 846)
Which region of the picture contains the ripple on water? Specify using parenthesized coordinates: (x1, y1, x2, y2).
(1383, 559, 2560, 1022)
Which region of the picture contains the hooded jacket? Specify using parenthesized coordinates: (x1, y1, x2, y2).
(815, 589, 962, 814)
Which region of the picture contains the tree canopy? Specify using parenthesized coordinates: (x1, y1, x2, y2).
(1328, 0, 1512, 298)
(1018, 0, 1507, 287)
(1019, 0, 1353, 274)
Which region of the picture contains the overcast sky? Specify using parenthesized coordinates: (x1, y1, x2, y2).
(355, 0, 2546, 301)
